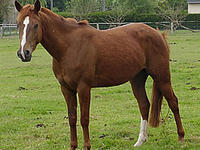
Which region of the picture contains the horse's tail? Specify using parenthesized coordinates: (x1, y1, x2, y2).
(161, 31, 170, 53)
(149, 81, 163, 127)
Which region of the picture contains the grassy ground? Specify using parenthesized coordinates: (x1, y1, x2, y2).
(0, 31, 200, 150)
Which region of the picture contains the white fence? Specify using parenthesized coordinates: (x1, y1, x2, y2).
(1, 21, 200, 37)
(90, 21, 200, 32)
(0, 24, 18, 37)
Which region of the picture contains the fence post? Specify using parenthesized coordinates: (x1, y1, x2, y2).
(96, 23, 99, 30)
(16, 25, 18, 35)
(9, 26, 11, 36)
(0, 26, 3, 38)
(171, 22, 174, 33)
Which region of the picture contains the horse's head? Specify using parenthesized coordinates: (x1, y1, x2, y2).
(15, 0, 42, 62)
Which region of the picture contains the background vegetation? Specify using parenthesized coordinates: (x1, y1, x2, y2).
(0, 0, 195, 24)
(1, 0, 199, 31)
(0, 31, 200, 149)
(0, 0, 12, 23)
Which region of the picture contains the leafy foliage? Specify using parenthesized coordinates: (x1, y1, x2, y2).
(0, 0, 11, 23)
(45, 0, 66, 12)
(17, 0, 47, 7)
(124, 0, 159, 13)
(64, 0, 160, 20)
(66, 0, 101, 20)
(157, 0, 188, 31)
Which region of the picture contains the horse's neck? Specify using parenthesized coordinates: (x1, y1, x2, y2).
(40, 11, 76, 61)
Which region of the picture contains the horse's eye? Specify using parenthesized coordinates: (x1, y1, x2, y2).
(34, 24, 38, 29)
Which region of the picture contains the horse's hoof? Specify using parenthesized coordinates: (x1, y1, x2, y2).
(83, 147, 91, 150)
(178, 137, 184, 143)
(70, 145, 77, 150)
(83, 142, 91, 150)
(134, 136, 147, 147)
(134, 141, 145, 147)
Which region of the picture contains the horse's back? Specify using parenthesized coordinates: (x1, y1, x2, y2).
(91, 23, 169, 87)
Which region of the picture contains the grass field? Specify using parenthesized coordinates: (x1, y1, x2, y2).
(0, 31, 200, 150)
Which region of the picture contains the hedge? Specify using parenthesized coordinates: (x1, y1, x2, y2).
(186, 14, 200, 21)
(56, 11, 164, 23)
(57, 11, 200, 23)
(56, 11, 200, 29)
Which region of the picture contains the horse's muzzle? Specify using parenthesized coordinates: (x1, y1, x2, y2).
(17, 50, 32, 62)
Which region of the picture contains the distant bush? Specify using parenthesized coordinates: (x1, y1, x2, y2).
(56, 11, 200, 29)
(57, 11, 200, 22)
(56, 11, 166, 23)
(185, 14, 200, 21)
(124, 12, 164, 22)
(56, 12, 74, 18)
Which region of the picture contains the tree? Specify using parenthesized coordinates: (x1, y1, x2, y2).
(157, 0, 189, 32)
(101, 0, 106, 11)
(54, 0, 66, 11)
(66, 0, 100, 20)
(104, 1, 129, 25)
(17, 0, 47, 7)
(109, 0, 159, 13)
(120, 0, 158, 13)
(46, 0, 67, 12)
(0, 0, 11, 23)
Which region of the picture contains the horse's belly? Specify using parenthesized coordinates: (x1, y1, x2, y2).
(91, 37, 146, 87)
(93, 59, 144, 87)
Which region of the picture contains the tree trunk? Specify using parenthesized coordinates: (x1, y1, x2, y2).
(102, 0, 105, 11)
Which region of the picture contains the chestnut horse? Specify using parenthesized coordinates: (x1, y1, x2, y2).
(15, 0, 184, 149)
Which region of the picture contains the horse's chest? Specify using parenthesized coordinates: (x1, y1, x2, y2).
(53, 61, 80, 90)
(56, 70, 79, 90)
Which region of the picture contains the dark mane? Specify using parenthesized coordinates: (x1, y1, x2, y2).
(40, 7, 88, 25)
(17, 5, 89, 26)
(78, 20, 89, 25)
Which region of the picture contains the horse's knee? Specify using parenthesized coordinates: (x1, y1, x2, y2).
(81, 118, 89, 127)
(167, 95, 179, 114)
(169, 100, 179, 113)
(81, 117, 89, 127)
(143, 101, 150, 110)
(140, 102, 150, 118)
(69, 116, 77, 127)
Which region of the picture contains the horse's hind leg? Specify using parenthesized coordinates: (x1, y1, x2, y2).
(156, 80, 185, 141)
(130, 70, 150, 147)
(149, 64, 185, 142)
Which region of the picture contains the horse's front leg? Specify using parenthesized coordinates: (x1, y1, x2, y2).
(61, 85, 78, 150)
(77, 83, 91, 150)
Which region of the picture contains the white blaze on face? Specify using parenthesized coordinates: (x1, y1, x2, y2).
(134, 117, 148, 147)
(21, 16, 30, 59)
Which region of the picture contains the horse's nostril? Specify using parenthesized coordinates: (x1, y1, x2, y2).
(17, 50, 22, 58)
(24, 50, 30, 55)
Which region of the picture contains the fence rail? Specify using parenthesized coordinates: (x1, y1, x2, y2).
(1, 21, 200, 37)
(0, 24, 18, 37)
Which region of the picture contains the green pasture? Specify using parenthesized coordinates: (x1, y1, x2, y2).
(0, 31, 200, 150)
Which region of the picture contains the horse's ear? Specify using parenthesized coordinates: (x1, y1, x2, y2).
(15, 1, 22, 12)
(34, 0, 41, 14)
